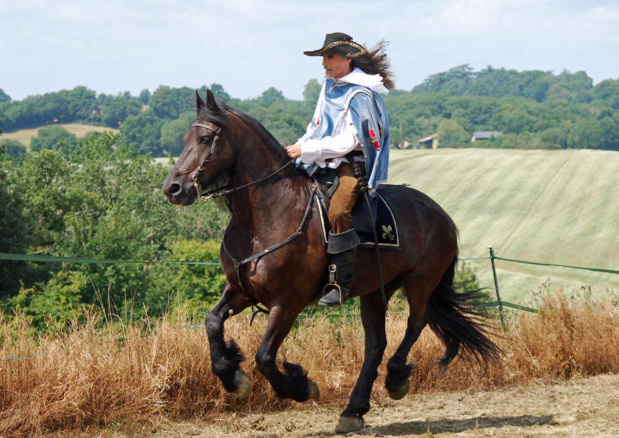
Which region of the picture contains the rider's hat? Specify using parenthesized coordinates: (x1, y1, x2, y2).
(304, 32, 365, 57)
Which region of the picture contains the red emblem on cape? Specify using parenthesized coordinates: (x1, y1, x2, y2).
(316, 118, 320, 126)
(373, 140, 380, 150)
(369, 129, 376, 137)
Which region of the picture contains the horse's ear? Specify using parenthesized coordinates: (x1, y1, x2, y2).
(206, 89, 221, 112)
(195, 90, 205, 114)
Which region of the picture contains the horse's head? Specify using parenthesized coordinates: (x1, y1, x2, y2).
(162, 90, 235, 206)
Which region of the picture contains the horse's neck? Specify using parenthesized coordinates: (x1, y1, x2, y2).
(228, 142, 309, 240)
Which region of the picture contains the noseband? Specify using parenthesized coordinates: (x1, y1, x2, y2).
(189, 119, 294, 201)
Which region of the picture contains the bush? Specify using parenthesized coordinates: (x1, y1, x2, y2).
(0, 139, 27, 157)
(30, 125, 77, 151)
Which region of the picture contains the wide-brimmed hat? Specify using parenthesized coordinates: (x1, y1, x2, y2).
(304, 32, 365, 57)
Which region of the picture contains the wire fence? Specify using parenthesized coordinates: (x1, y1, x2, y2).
(1, 246, 617, 362)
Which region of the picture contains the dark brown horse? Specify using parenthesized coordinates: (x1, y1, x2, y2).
(162, 90, 499, 433)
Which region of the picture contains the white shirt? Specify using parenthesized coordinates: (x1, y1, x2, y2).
(298, 68, 388, 169)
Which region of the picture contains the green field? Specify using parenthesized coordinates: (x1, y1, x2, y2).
(388, 148, 619, 304)
(1, 123, 119, 150)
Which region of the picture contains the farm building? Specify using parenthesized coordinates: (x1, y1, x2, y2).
(417, 133, 439, 149)
(470, 131, 502, 142)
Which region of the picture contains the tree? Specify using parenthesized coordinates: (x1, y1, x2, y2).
(303, 79, 322, 104)
(209, 83, 231, 102)
(119, 111, 165, 155)
(0, 152, 32, 297)
(160, 112, 195, 156)
(0, 139, 27, 157)
(101, 95, 142, 127)
(593, 79, 619, 110)
(30, 126, 78, 151)
(259, 87, 286, 107)
(139, 89, 151, 105)
(0, 89, 10, 103)
(437, 119, 468, 148)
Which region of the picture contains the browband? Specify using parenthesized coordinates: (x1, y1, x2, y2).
(192, 121, 220, 132)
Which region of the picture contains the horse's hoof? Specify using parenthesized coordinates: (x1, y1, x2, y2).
(388, 379, 410, 400)
(308, 380, 320, 400)
(233, 370, 252, 399)
(335, 415, 364, 433)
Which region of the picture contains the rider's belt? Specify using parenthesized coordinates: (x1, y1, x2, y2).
(324, 151, 364, 164)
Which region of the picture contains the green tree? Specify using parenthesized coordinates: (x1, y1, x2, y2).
(593, 79, 619, 110)
(101, 95, 142, 127)
(0, 152, 32, 297)
(209, 83, 231, 102)
(437, 119, 469, 148)
(0, 89, 10, 103)
(160, 112, 195, 156)
(149, 239, 227, 317)
(139, 89, 151, 105)
(259, 87, 286, 107)
(303, 79, 322, 104)
(30, 125, 78, 151)
(0, 139, 27, 157)
(119, 111, 165, 155)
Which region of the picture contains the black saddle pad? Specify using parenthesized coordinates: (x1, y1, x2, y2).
(314, 187, 401, 250)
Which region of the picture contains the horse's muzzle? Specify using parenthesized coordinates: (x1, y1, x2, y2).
(162, 179, 197, 206)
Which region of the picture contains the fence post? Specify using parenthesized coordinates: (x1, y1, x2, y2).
(489, 245, 506, 331)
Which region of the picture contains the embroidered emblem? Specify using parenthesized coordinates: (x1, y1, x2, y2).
(382, 225, 395, 242)
(316, 118, 320, 126)
(369, 128, 380, 150)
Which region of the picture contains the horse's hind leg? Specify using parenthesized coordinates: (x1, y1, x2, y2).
(206, 286, 252, 398)
(337, 290, 388, 433)
(255, 305, 320, 402)
(384, 270, 437, 399)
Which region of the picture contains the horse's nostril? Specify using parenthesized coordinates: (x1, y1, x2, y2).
(165, 182, 183, 197)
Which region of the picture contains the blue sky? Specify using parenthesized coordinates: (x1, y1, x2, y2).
(1, 0, 618, 101)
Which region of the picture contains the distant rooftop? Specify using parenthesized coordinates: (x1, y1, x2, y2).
(471, 131, 502, 142)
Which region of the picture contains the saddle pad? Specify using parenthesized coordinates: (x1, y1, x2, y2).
(315, 189, 401, 250)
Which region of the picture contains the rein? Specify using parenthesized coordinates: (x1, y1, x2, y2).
(190, 120, 294, 201)
(190, 119, 315, 318)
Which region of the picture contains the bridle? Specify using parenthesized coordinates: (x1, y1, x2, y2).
(190, 121, 222, 198)
(189, 120, 293, 201)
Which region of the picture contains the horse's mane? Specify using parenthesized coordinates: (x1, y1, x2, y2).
(198, 103, 293, 165)
(196, 102, 304, 213)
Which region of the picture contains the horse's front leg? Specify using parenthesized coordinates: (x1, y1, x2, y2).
(206, 286, 252, 398)
(255, 305, 320, 402)
(337, 289, 388, 433)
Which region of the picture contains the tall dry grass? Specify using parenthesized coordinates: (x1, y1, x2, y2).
(0, 287, 617, 436)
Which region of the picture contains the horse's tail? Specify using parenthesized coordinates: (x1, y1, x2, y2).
(426, 256, 501, 371)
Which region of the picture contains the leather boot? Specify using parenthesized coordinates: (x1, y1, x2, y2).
(319, 229, 360, 307)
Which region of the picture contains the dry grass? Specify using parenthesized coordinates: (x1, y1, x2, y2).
(0, 288, 617, 437)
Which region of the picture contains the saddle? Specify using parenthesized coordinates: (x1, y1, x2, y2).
(312, 167, 401, 250)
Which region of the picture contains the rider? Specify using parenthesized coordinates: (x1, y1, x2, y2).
(285, 32, 393, 307)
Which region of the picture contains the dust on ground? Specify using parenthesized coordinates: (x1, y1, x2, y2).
(148, 374, 618, 438)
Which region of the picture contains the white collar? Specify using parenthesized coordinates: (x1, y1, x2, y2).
(335, 67, 389, 95)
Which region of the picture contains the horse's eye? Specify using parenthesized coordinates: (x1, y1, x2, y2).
(199, 136, 212, 144)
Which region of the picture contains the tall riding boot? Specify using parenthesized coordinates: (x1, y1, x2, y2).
(319, 229, 360, 307)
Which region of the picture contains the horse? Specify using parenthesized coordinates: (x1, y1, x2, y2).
(162, 90, 500, 433)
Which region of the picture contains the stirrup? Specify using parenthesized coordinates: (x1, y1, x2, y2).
(319, 283, 345, 307)
(320, 265, 346, 306)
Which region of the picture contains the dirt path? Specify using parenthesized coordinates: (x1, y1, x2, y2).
(151, 374, 619, 438)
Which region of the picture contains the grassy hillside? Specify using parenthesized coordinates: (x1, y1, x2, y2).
(388, 149, 619, 303)
(0, 123, 119, 150)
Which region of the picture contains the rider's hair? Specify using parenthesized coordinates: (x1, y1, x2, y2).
(349, 40, 395, 90)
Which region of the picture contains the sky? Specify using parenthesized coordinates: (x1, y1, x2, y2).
(1, 0, 618, 102)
